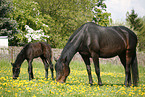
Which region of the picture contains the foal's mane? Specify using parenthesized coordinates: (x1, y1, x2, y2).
(14, 44, 28, 67)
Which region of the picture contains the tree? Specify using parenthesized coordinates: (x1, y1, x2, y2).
(33, 0, 111, 48)
(0, 0, 19, 46)
(126, 9, 143, 32)
(126, 9, 145, 52)
(9, 0, 111, 48)
(25, 25, 50, 43)
(9, 0, 55, 46)
(11, 0, 55, 31)
(137, 16, 145, 51)
(92, 0, 111, 26)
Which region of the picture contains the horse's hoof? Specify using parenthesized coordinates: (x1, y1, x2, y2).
(13, 78, 17, 80)
(133, 82, 138, 87)
(52, 78, 55, 80)
(90, 84, 93, 86)
(98, 83, 103, 86)
(29, 78, 33, 81)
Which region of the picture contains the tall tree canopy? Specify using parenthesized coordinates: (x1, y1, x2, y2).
(7, 0, 111, 48)
(92, 0, 111, 26)
(126, 9, 145, 51)
(126, 9, 143, 32)
(33, 0, 94, 48)
(0, 0, 19, 45)
(33, 0, 111, 48)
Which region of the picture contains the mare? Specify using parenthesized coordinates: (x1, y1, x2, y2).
(11, 42, 54, 80)
(55, 22, 139, 86)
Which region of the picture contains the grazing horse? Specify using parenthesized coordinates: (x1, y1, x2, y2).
(11, 42, 54, 80)
(55, 22, 139, 86)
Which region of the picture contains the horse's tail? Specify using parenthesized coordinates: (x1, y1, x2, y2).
(131, 53, 139, 86)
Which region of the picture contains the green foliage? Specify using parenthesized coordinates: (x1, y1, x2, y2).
(33, 0, 94, 48)
(9, 0, 55, 46)
(126, 9, 143, 32)
(33, 0, 111, 48)
(126, 9, 145, 52)
(5, 0, 111, 48)
(137, 16, 145, 51)
(92, 0, 111, 26)
(0, 0, 19, 46)
(11, 0, 50, 31)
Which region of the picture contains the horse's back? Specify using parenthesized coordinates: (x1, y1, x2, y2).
(78, 22, 137, 57)
(83, 22, 137, 38)
(83, 22, 137, 47)
(23, 42, 52, 59)
(40, 42, 52, 55)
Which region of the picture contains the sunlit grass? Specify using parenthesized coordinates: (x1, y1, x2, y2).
(0, 59, 144, 97)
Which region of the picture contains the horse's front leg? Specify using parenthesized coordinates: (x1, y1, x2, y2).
(80, 54, 93, 86)
(91, 52, 102, 86)
(27, 60, 34, 80)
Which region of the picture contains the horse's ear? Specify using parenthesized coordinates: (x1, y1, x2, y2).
(54, 57, 58, 62)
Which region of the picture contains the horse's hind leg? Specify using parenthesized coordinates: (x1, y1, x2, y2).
(119, 51, 132, 87)
(80, 54, 93, 85)
(48, 59, 54, 80)
(27, 59, 34, 80)
(131, 53, 139, 86)
(50, 62, 54, 80)
(41, 57, 49, 79)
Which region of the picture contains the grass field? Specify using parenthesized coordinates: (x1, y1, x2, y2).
(0, 59, 144, 97)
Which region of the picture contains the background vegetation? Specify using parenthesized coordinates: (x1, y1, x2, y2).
(0, 0, 111, 48)
(0, 0, 145, 51)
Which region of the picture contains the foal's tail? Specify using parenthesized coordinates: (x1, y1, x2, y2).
(131, 53, 139, 86)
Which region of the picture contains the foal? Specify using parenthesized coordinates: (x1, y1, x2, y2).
(11, 42, 54, 80)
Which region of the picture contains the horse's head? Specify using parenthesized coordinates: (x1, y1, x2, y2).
(55, 57, 70, 83)
(11, 63, 20, 79)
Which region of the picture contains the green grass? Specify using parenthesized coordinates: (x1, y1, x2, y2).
(0, 59, 144, 97)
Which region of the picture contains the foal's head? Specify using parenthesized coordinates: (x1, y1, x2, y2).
(55, 57, 70, 83)
(11, 63, 20, 79)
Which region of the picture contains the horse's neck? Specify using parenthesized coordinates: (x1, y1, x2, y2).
(61, 32, 83, 64)
(14, 53, 25, 67)
(62, 47, 77, 64)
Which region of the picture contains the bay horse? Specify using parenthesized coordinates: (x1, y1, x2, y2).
(55, 22, 139, 86)
(11, 42, 54, 80)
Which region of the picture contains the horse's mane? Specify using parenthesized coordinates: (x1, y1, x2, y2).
(60, 23, 86, 59)
(14, 44, 28, 66)
(59, 22, 103, 61)
(17, 48, 25, 58)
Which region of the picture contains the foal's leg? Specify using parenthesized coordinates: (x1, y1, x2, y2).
(80, 54, 93, 85)
(41, 57, 49, 79)
(48, 60, 54, 80)
(27, 59, 34, 80)
(91, 52, 102, 86)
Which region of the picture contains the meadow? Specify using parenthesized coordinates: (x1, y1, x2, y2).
(0, 59, 144, 97)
